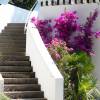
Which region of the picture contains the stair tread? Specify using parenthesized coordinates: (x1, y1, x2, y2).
(1, 33, 25, 35)
(1, 72, 35, 78)
(0, 40, 26, 43)
(11, 98, 47, 100)
(0, 61, 31, 66)
(4, 78, 38, 84)
(0, 52, 25, 56)
(4, 84, 41, 91)
(5, 91, 44, 98)
(5, 84, 40, 86)
(7, 23, 25, 26)
(0, 66, 32, 72)
(0, 56, 29, 61)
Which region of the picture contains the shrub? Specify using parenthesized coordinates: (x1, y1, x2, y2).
(9, 0, 36, 10)
(47, 38, 99, 99)
(0, 93, 10, 100)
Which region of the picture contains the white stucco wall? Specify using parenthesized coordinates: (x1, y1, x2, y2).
(0, 4, 29, 32)
(38, 3, 100, 80)
(0, 0, 9, 4)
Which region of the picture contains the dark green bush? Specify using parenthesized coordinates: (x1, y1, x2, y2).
(9, 0, 36, 10)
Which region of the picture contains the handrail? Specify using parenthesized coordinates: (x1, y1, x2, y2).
(24, 0, 38, 33)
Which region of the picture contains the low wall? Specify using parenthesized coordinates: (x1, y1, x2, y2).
(26, 22, 64, 100)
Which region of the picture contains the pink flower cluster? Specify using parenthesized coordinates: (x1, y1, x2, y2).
(47, 38, 73, 61)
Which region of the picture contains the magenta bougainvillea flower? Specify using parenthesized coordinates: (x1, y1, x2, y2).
(31, 17, 53, 44)
(31, 10, 100, 55)
(54, 11, 79, 42)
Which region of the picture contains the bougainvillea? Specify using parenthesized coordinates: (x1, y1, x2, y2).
(73, 9, 99, 55)
(31, 10, 100, 55)
(54, 11, 79, 44)
(31, 17, 53, 44)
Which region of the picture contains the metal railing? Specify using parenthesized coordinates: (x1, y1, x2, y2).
(24, 0, 38, 33)
(40, 0, 100, 6)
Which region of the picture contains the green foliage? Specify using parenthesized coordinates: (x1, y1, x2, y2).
(9, 0, 36, 10)
(48, 38, 100, 100)
(0, 93, 10, 100)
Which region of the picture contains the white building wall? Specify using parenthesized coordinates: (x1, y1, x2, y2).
(0, 0, 9, 4)
(0, 4, 29, 32)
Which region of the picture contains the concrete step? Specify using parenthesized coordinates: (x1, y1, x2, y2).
(7, 23, 25, 27)
(1, 72, 35, 78)
(0, 33, 25, 36)
(4, 26, 24, 30)
(0, 66, 32, 72)
(5, 91, 44, 99)
(5, 26, 24, 30)
(0, 47, 25, 52)
(0, 61, 31, 66)
(11, 98, 47, 100)
(2, 29, 24, 33)
(0, 52, 25, 56)
(0, 35, 25, 39)
(0, 39, 25, 43)
(4, 84, 41, 91)
(0, 56, 29, 61)
(0, 43, 25, 48)
(4, 78, 38, 84)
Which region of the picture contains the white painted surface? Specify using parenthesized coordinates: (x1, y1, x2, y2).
(0, 4, 29, 32)
(0, 74, 4, 92)
(26, 5, 64, 99)
(0, 0, 9, 4)
(26, 23, 63, 100)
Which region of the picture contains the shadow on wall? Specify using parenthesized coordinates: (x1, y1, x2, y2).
(0, 4, 29, 32)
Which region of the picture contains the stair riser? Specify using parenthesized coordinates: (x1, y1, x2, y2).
(1, 72, 35, 78)
(0, 56, 29, 61)
(11, 99, 47, 100)
(0, 52, 25, 56)
(5, 91, 44, 99)
(0, 48, 25, 52)
(0, 61, 31, 66)
(0, 40, 26, 43)
(0, 67, 32, 72)
(0, 37, 25, 40)
(4, 85, 40, 91)
(5, 27, 24, 30)
(7, 23, 25, 26)
(0, 43, 25, 46)
(4, 78, 38, 84)
(0, 34, 25, 37)
(2, 31, 24, 33)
